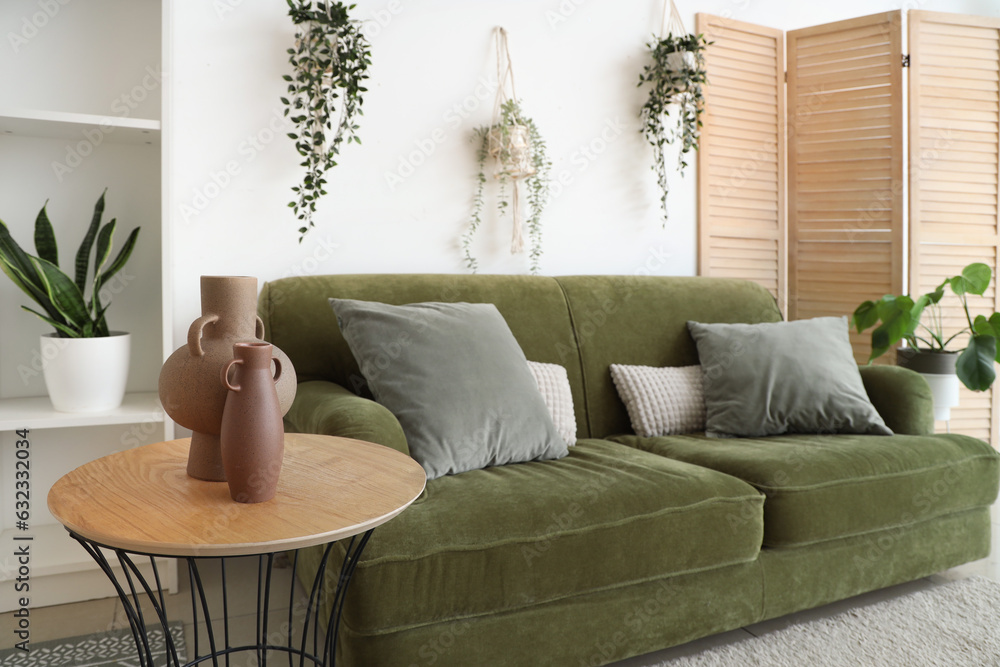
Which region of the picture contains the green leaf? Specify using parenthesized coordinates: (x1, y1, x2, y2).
(962, 262, 991, 295)
(74, 190, 105, 293)
(30, 256, 90, 330)
(93, 219, 116, 273)
(974, 314, 993, 336)
(94, 226, 140, 297)
(956, 334, 997, 391)
(851, 300, 879, 332)
(909, 293, 933, 328)
(33, 203, 58, 266)
(868, 295, 915, 361)
(0, 220, 67, 325)
(21, 306, 80, 338)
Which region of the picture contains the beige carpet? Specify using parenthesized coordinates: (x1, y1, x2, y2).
(660, 577, 1000, 667)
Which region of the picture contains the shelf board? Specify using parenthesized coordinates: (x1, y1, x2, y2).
(0, 391, 165, 431)
(0, 107, 160, 145)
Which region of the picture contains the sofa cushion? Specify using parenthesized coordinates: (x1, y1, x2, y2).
(330, 298, 566, 480)
(687, 317, 891, 438)
(334, 439, 764, 633)
(553, 276, 783, 439)
(527, 361, 577, 446)
(610, 364, 705, 436)
(611, 432, 999, 548)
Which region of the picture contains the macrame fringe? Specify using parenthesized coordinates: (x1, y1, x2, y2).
(490, 26, 534, 254)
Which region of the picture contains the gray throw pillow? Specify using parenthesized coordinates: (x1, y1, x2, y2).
(687, 317, 892, 438)
(330, 299, 568, 479)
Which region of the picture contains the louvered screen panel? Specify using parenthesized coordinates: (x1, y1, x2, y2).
(696, 14, 786, 314)
(787, 11, 904, 363)
(910, 11, 1000, 446)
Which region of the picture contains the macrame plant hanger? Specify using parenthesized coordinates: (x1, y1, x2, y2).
(660, 0, 686, 38)
(660, 0, 695, 89)
(488, 26, 535, 254)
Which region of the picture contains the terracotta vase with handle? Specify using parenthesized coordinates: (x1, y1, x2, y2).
(159, 276, 296, 481)
(220, 342, 285, 503)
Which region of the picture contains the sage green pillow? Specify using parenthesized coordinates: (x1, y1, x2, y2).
(329, 298, 567, 479)
(687, 317, 892, 438)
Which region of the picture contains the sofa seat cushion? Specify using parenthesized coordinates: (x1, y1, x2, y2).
(332, 439, 764, 633)
(611, 433, 999, 548)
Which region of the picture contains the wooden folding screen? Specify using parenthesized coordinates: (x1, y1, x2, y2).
(909, 11, 1000, 443)
(696, 14, 786, 315)
(698, 10, 999, 445)
(786, 12, 905, 363)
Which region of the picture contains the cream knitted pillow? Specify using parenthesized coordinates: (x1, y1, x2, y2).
(610, 364, 706, 436)
(527, 361, 577, 446)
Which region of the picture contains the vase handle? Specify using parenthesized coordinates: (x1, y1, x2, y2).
(188, 314, 220, 357)
(222, 359, 242, 392)
(272, 358, 283, 384)
(255, 316, 265, 340)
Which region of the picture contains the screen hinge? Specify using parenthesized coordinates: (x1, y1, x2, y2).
(902, 54, 911, 67)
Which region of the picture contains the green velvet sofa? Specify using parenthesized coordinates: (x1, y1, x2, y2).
(258, 273, 999, 667)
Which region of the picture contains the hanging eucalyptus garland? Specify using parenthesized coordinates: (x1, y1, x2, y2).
(282, 0, 371, 241)
(462, 28, 552, 275)
(638, 0, 708, 225)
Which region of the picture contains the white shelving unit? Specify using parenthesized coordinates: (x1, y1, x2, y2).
(0, 108, 160, 145)
(0, 0, 175, 612)
(0, 392, 164, 432)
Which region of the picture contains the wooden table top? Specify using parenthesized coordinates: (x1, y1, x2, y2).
(47, 434, 426, 557)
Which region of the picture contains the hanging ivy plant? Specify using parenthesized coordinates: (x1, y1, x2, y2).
(638, 32, 709, 225)
(282, 0, 371, 241)
(463, 99, 551, 275)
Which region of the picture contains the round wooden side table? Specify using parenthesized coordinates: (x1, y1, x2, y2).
(47, 433, 426, 667)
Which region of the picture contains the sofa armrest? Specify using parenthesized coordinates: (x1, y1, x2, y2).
(284, 380, 410, 456)
(858, 365, 934, 436)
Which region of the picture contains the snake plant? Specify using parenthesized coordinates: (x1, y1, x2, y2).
(0, 190, 140, 338)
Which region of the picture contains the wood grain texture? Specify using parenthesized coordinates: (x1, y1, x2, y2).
(910, 11, 1000, 447)
(47, 434, 426, 557)
(787, 11, 904, 364)
(697, 13, 787, 315)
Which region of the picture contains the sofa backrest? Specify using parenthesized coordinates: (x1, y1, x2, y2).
(258, 274, 591, 438)
(554, 276, 782, 438)
(258, 274, 783, 442)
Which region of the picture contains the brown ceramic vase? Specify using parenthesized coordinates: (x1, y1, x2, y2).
(220, 343, 285, 503)
(158, 276, 296, 482)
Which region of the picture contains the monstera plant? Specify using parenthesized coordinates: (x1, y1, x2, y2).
(852, 263, 1000, 392)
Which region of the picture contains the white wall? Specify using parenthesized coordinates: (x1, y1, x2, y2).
(166, 0, 1000, 344)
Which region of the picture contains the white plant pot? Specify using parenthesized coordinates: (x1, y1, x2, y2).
(921, 372, 961, 422)
(40, 332, 131, 413)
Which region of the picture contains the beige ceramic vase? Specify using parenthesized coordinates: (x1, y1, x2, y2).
(158, 276, 296, 481)
(220, 343, 285, 503)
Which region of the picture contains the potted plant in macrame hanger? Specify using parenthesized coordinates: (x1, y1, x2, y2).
(638, 0, 709, 225)
(282, 0, 371, 241)
(462, 27, 551, 275)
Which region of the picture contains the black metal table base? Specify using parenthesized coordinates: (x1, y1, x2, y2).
(70, 530, 373, 667)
